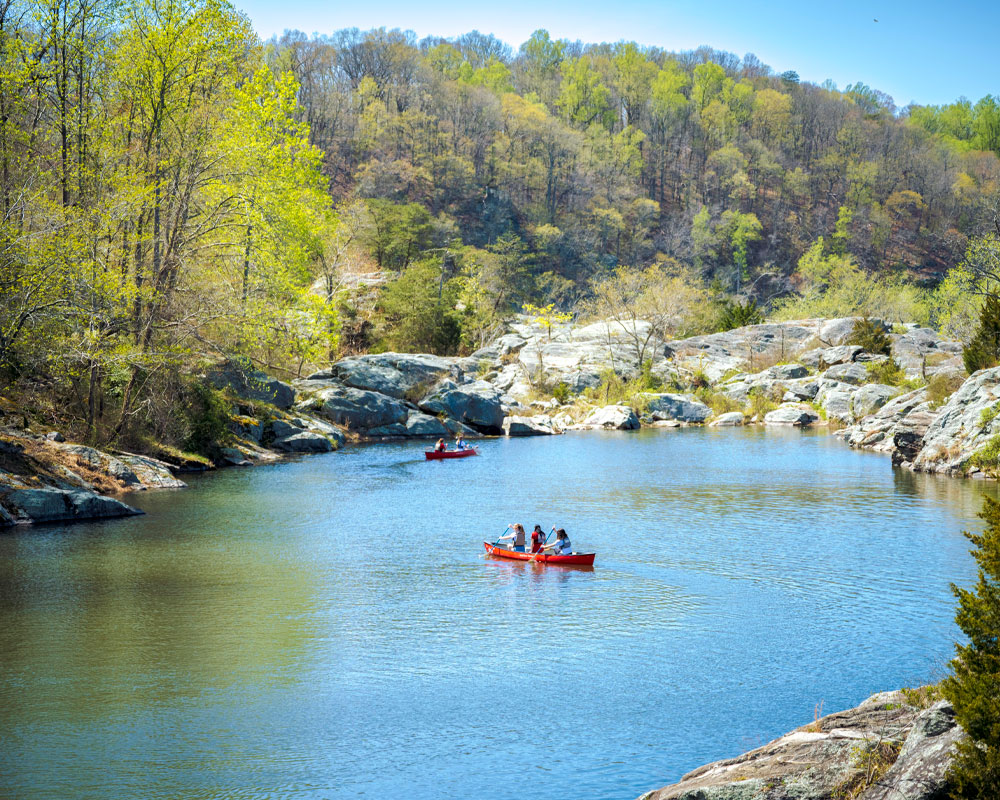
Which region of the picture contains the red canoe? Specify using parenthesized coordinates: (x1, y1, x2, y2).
(425, 448, 478, 460)
(483, 541, 596, 566)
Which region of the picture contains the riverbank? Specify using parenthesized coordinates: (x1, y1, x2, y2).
(3, 313, 994, 526)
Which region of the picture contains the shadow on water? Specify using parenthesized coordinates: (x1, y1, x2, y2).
(1, 427, 997, 800)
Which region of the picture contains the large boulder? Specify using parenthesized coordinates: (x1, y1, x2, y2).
(503, 414, 560, 436)
(305, 385, 409, 431)
(709, 412, 744, 427)
(0, 487, 141, 524)
(271, 430, 334, 453)
(822, 362, 870, 386)
(115, 453, 186, 489)
(764, 403, 820, 426)
(207, 360, 295, 409)
(419, 380, 505, 433)
(311, 352, 456, 400)
(641, 393, 711, 423)
(578, 405, 640, 430)
(405, 412, 451, 437)
(852, 383, 903, 419)
(822, 390, 855, 423)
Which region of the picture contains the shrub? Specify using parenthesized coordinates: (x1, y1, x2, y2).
(716, 298, 764, 332)
(980, 405, 1000, 429)
(552, 382, 571, 404)
(865, 358, 907, 386)
(846, 316, 892, 355)
(968, 435, 1000, 473)
(695, 387, 741, 416)
(926, 372, 965, 410)
(182, 382, 232, 456)
(942, 496, 1000, 798)
(746, 387, 777, 419)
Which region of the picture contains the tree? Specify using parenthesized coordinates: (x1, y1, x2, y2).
(963, 296, 1000, 373)
(374, 259, 461, 354)
(941, 496, 1000, 798)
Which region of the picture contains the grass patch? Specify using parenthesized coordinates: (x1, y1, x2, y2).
(927, 372, 966, 410)
(832, 739, 902, 800)
(901, 684, 942, 709)
(980, 405, 1000, 429)
(696, 388, 742, 416)
(584, 366, 664, 413)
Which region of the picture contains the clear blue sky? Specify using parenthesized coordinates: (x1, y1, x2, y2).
(236, 0, 998, 108)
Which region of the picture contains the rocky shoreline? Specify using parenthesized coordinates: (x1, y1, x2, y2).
(638, 689, 961, 800)
(3, 313, 996, 527)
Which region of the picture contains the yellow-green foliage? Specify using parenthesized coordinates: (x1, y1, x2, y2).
(772, 239, 931, 324)
(695, 387, 742, 416)
(746, 388, 778, 419)
(980, 405, 1000, 429)
(584, 367, 662, 413)
(865, 358, 919, 388)
(900, 685, 941, 710)
(969, 435, 1000, 473)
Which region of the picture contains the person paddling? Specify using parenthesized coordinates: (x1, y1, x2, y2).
(541, 528, 572, 556)
(499, 523, 527, 552)
(455, 434, 467, 450)
(530, 525, 546, 553)
(434, 438, 447, 452)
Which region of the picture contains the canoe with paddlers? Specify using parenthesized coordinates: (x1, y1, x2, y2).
(482, 541, 596, 567)
(425, 448, 478, 460)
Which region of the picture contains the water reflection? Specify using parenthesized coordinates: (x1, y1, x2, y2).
(0, 428, 995, 800)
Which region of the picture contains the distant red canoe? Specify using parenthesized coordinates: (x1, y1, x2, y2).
(425, 448, 478, 460)
(483, 541, 596, 566)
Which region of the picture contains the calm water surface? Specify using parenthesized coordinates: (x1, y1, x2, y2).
(1, 427, 996, 799)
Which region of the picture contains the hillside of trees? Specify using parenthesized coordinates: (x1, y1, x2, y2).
(2, 0, 1000, 451)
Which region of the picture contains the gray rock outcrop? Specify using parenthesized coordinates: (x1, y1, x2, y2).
(419, 381, 506, 433)
(641, 393, 711, 423)
(1, 487, 141, 524)
(911, 367, 1000, 474)
(304, 385, 409, 431)
(577, 405, 640, 430)
(311, 352, 456, 400)
(709, 412, 744, 426)
(639, 691, 960, 800)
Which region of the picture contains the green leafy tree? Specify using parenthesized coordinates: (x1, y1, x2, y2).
(942, 496, 1000, 798)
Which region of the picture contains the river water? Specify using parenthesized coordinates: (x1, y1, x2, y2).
(0, 427, 995, 799)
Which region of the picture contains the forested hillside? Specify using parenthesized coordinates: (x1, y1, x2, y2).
(269, 27, 1000, 292)
(1, 0, 999, 452)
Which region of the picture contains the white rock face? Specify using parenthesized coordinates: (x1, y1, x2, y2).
(709, 412, 745, 427)
(577, 405, 640, 430)
(502, 414, 560, 436)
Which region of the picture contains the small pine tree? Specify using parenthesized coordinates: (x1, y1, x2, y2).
(716, 299, 764, 332)
(941, 496, 1000, 798)
(846, 316, 891, 355)
(964, 296, 1000, 374)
